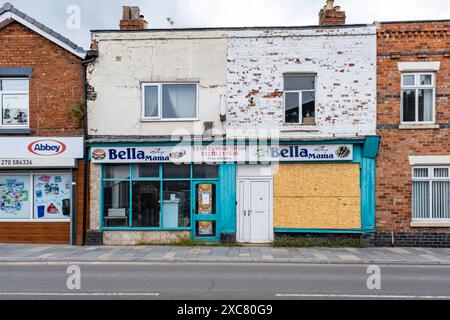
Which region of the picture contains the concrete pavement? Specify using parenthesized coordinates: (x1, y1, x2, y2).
(1, 244, 450, 264)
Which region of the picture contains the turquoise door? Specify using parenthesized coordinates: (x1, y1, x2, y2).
(191, 181, 219, 241)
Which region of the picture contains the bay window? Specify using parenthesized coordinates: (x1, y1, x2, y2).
(413, 167, 450, 221)
(0, 78, 29, 127)
(142, 83, 198, 121)
(401, 73, 435, 123)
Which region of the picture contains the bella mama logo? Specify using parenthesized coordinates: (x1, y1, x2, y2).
(27, 139, 67, 157)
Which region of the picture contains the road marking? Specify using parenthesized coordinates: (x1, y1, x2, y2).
(276, 293, 450, 299)
(0, 292, 159, 297)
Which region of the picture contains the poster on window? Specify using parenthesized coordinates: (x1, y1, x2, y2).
(2, 94, 28, 125)
(197, 184, 213, 214)
(198, 221, 214, 236)
(0, 175, 31, 219)
(33, 174, 71, 220)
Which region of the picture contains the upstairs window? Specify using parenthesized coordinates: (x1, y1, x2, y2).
(0, 79, 29, 127)
(283, 74, 316, 125)
(142, 83, 198, 121)
(401, 73, 435, 123)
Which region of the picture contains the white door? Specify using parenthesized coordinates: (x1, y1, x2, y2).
(237, 179, 273, 243)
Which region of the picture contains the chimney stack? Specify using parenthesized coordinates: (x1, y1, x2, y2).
(120, 6, 148, 30)
(319, 0, 346, 26)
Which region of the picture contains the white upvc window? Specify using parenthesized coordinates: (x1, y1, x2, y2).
(141, 83, 198, 121)
(412, 167, 450, 221)
(283, 74, 316, 125)
(0, 78, 29, 127)
(401, 73, 436, 124)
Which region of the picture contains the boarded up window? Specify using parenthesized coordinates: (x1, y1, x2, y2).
(274, 164, 361, 230)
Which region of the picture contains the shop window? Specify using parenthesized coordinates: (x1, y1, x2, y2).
(0, 175, 31, 219)
(104, 165, 130, 180)
(163, 181, 191, 227)
(283, 74, 316, 125)
(133, 164, 159, 178)
(163, 164, 190, 179)
(132, 181, 160, 227)
(401, 73, 435, 123)
(413, 167, 450, 220)
(101, 164, 219, 230)
(193, 164, 219, 179)
(33, 174, 71, 219)
(0, 79, 29, 127)
(103, 180, 130, 227)
(0, 173, 71, 221)
(142, 83, 198, 121)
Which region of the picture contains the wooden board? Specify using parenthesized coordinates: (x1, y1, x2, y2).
(274, 164, 361, 230)
(0, 222, 70, 244)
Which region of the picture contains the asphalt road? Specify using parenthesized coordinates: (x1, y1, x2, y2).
(0, 262, 450, 300)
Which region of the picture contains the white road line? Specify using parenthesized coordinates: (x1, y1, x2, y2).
(276, 293, 450, 299)
(0, 292, 159, 297)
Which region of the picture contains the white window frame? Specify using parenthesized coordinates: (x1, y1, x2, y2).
(412, 166, 450, 223)
(0, 171, 71, 222)
(400, 73, 436, 124)
(0, 78, 30, 128)
(283, 74, 316, 126)
(141, 83, 199, 122)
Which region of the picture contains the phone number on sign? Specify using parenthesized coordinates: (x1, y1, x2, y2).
(1, 159, 33, 166)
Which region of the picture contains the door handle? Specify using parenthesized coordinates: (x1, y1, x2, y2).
(242, 209, 247, 216)
(248, 210, 252, 215)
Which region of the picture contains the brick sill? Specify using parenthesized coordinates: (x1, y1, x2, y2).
(411, 221, 450, 228)
(399, 123, 440, 130)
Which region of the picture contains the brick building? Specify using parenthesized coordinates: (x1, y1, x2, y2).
(376, 20, 450, 247)
(0, 3, 89, 244)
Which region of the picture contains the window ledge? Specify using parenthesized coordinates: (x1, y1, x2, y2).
(281, 125, 319, 132)
(0, 128, 32, 134)
(399, 123, 440, 130)
(411, 220, 450, 228)
(141, 118, 199, 123)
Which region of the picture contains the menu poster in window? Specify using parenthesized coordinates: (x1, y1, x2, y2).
(198, 221, 213, 236)
(34, 174, 71, 219)
(197, 184, 212, 214)
(2, 95, 28, 125)
(0, 175, 30, 219)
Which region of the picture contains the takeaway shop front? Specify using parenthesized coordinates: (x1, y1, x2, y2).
(0, 137, 84, 244)
(88, 137, 379, 245)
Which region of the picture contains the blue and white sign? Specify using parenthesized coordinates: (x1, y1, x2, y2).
(90, 144, 353, 164)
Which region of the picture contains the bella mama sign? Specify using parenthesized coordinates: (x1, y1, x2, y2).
(90, 144, 353, 164)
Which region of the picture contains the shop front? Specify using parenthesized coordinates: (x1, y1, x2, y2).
(0, 137, 84, 244)
(88, 137, 379, 245)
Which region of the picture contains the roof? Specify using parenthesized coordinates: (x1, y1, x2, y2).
(0, 2, 86, 59)
(91, 23, 374, 34)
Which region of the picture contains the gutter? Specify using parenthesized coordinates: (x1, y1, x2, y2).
(80, 51, 98, 245)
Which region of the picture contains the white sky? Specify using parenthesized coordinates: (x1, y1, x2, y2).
(5, 0, 450, 49)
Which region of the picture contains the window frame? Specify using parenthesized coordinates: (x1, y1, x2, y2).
(400, 73, 436, 124)
(412, 166, 450, 222)
(0, 171, 72, 222)
(141, 82, 199, 122)
(282, 74, 317, 126)
(0, 78, 30, 128)
(100, 163, 219, 231)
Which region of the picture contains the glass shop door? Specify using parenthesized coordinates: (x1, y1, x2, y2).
(191, 181, 219, 242)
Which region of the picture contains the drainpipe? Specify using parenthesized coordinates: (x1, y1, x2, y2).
(81, 53, 97, 245)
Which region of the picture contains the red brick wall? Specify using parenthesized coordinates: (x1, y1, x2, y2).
(0, 21, 84, 136)
(376, 21, 450, 233)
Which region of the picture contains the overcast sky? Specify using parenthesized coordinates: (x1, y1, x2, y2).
(4, 0, 450, 49)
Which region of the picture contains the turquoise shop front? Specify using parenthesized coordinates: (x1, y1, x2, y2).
(88, 137, 379, 244)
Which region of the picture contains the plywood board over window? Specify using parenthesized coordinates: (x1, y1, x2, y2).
(274, 164, 361, 230)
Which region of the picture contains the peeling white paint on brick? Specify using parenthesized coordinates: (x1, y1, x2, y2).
(226, 26, 377, 139)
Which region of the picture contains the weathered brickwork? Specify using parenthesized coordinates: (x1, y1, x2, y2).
(376, 21, 450, 246)
(0, 22, 84, 136)
(227, 26, 377, 138)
